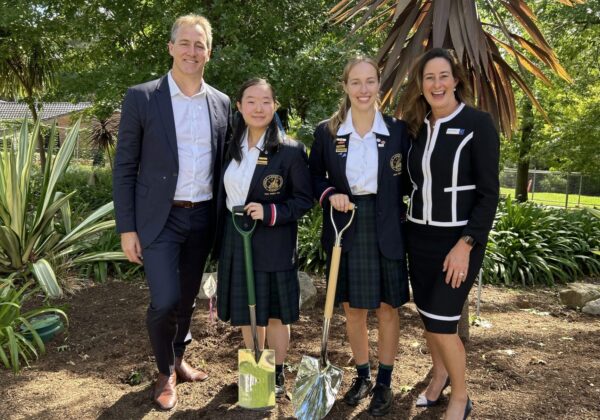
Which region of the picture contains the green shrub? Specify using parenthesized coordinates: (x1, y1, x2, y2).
(297, 206, 327, 274)
(0, 275, 67, 373)
(483, 197, 600, 286)
(0, 121, 123, 296)
(77, 229, 143, 282)
(56, 166, 113, 223)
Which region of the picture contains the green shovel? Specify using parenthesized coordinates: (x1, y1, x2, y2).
(232, 205, 276, 410)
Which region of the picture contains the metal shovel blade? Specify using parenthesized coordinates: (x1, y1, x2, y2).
(238, 348, 276, 410)
(293, 355, 343, 420)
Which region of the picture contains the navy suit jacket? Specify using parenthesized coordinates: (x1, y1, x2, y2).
(113, 75, 231, 247)
(308, 116, 410, 259)
(215, 138, 313, 272)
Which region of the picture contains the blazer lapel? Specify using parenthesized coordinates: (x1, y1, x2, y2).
(205, 85, 219, 163)
(333, 134, 352, 193)
(156, 76, 179, 164)
(246, 148, 270, 201)
(376, 134, 390, 185)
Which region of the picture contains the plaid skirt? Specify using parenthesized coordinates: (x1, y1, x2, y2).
(217, 214, 300, 326)
(327, 195, 409, 309)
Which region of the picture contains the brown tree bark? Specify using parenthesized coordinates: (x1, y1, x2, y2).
(515, 100, 535, 202)
(26, 99, 46, 171)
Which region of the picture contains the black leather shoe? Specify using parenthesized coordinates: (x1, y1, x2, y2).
(275, 371, 286, 399)
(416, 376, 450, 407)
(463, 397, 473, 419)
(368, 383, 393, 417)
(343, 376, 373, 406)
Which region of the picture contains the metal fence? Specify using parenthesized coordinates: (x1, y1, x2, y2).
(500, 168, 600, 208)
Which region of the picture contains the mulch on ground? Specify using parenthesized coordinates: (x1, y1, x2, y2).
(2, 278, 599, 419)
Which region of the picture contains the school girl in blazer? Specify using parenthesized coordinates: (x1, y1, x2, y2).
(215, 78, 312, 399)
(399, 48, 500, 420)
(308, 57, 410, 417)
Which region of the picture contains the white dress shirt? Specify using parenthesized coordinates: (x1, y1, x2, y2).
(337, 109, 389, 195)
(224, 130, 266, 212)
(168, 71, 213, 202)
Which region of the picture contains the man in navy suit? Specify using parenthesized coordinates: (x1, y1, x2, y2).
(113, 14, 231, 410)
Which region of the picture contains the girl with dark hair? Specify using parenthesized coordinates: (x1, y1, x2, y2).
(399, 48, 500, 420)
(215, 78, 313, 398)
(309, 57, 411, 416)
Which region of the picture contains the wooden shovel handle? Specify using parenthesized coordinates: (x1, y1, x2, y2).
(324, 245, 342, 319)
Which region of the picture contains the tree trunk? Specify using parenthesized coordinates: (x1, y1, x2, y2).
(515, 100, 534, 202)
(27, 101, 46, 170)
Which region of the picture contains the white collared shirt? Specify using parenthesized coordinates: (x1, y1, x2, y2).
(224, 130, 266, 212)
(338, 109, 389, 195)
(168, 71, 213, 202)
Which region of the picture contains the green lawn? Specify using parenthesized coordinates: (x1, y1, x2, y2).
(500, 187, 600, 208)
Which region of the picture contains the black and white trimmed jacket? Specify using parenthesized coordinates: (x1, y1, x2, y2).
(406, 103, 500, 245)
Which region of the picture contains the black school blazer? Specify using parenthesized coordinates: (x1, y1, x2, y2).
(308, 115, 410, 259)
(215, 138, 313, 272)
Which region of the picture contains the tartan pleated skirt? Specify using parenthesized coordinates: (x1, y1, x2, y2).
(328, 195, 409, 309)
(217, 214, 300, 326)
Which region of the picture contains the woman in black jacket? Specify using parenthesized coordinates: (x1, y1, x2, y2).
(399, 48, 500, 420)
(216, 78, 313, 398)
(309, 57, 410, 416)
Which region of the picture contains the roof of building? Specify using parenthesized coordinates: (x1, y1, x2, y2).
(0, 101, 92, 121)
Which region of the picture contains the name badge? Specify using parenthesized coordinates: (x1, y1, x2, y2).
(446, 128, 464, 135)
(257, 157, 268, 165)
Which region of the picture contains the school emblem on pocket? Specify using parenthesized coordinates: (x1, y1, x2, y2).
(263, 174, 283, 193)
(390, 153, 402, 174)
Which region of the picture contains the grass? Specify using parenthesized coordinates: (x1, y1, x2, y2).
(500, 188, 600, 208)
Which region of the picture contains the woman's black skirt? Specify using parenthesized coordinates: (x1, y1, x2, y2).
(406, 221, 486, 334)
(217, 215, 300, 326)
(328, 195, 409, 309)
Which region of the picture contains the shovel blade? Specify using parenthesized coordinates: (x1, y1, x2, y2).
(292, 355, 343, 420)
(238, 348, 276, 409)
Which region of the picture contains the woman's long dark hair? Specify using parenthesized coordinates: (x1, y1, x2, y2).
(228, 78, 282, 162)
(398, 48, 473, 138)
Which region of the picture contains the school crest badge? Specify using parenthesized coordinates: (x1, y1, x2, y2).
(263, 174, 284, 193)
(390, 153, 402, 174)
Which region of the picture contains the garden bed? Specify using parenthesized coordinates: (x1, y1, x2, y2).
(2, 278, 599, 419)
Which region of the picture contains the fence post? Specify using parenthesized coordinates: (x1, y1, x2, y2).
(565, 172, 569, 209)
(531, 169, 536, 201)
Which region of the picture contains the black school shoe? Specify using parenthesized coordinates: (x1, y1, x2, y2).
(275, 371, 286, 399)
(368, 383, 393, 417)
(343, 376, 374, 406)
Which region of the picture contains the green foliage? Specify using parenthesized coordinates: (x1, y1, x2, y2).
(0, 275, 67, 373)
(54, 166, 113, 223)
(77, 229, 143, 283)
(483, 197, 600, 286)
(0, 121, 123, 295)
(297, 206, 327, 274)
(501, 2, 600, 180)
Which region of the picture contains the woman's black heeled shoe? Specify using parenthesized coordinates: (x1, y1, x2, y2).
(415, 377, 451, 407)
(463, 398, 473, 419)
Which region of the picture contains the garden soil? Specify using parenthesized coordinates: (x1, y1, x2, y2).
(2, 278, 599, 419)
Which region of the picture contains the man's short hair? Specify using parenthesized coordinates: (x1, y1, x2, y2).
(170, 15, 213, 50)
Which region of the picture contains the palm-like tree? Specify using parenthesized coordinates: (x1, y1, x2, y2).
(0, 33, 57, 170)
(330, 0, 583, 137)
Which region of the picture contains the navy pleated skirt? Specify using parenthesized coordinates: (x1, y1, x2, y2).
(217, 215, 300, 326)
(327, 195, 409, 309)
